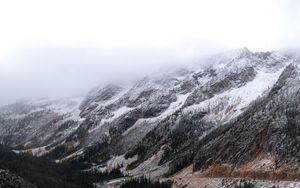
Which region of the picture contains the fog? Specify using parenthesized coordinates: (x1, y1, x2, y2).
(0, 0, 299, 105)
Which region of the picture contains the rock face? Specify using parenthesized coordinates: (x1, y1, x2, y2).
(193, 62, 300, 178)
(0, 98, 83, 157)
(0, 48, 299, 180)
(0, 169, 36, 188)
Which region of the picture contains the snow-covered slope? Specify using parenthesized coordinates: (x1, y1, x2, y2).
(0, 98, 83, 151)
(0, 48, 298, 181)
(75, 48, 291, 154)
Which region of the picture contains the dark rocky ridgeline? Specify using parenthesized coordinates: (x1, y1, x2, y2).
(0, 169, 36, 188)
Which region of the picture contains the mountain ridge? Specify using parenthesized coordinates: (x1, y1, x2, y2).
(0, 48, 299, 185)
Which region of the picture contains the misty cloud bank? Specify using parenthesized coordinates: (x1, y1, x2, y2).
(1, 0, 300, 106)
(0, 42, 226, 105)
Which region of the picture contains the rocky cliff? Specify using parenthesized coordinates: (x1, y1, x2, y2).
(0, 48, 298, 182)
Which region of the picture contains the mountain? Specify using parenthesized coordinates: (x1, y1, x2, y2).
(0, 97, 83, 157)
(0, 48, 299, 186)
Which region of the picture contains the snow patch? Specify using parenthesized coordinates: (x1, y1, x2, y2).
(93, 87, 131, 110)
(183, 66, 287, 124)
(102, 106, 133, 124)
(92, 154, 138, 173)
(13, 142, 67, 157)
(89, 106, 133, 133)
(122, 93, 190, 136)
(128, 146, 169, 179)
(46, 97, 84, 121)
(159, 93, 190, 118)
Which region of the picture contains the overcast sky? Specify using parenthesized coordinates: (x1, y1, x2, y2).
(0, 0, 299, 105)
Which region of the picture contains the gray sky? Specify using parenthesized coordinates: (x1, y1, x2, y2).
(0, 0, 299, 105)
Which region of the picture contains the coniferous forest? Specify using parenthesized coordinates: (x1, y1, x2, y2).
(0, 145, 95, 188)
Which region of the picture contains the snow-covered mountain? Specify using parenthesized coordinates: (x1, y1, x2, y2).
(0, 98, 83, 155)
(0, 48, 299, 182)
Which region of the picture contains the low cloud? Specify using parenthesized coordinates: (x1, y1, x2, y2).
(0, 42, 226, 105)
(0, 0, 300, 105)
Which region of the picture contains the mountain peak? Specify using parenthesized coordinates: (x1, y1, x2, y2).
(231, 47, 251, 59)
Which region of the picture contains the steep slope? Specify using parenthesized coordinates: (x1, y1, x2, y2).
(117, 49, 294, 178)
(0, 48, 297, 182)
(193, 62, 300, 179)
(0, 98, 83, 156)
